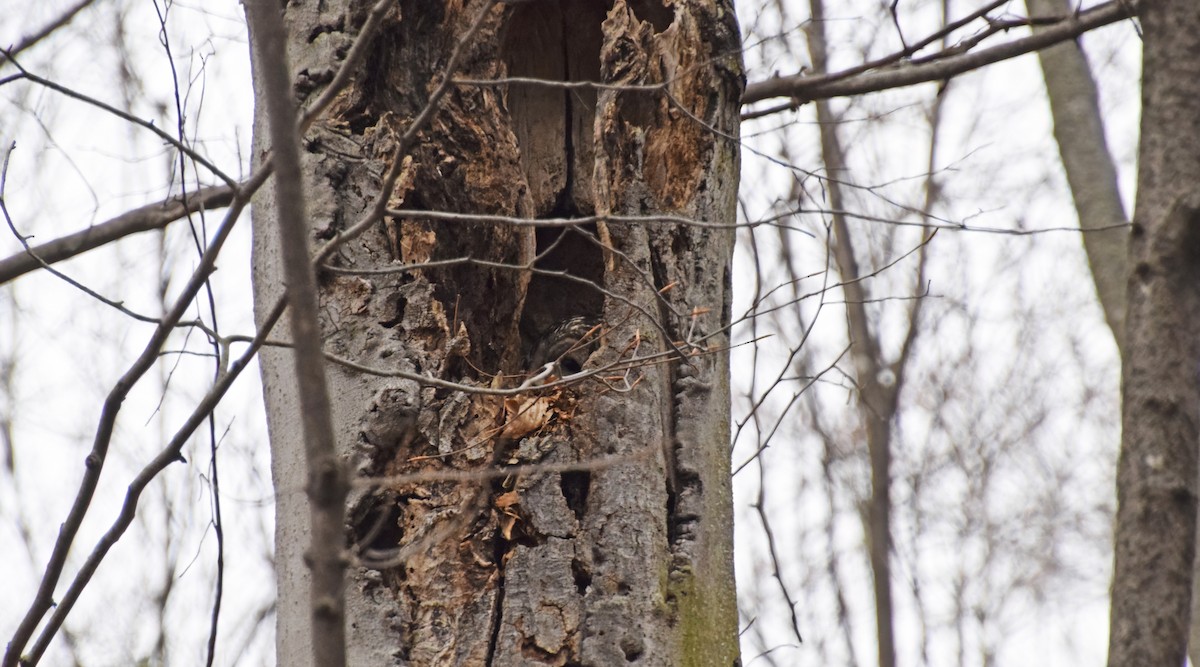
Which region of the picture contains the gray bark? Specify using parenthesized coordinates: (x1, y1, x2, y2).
(246, 1, 349, 663)
(250, 1, 743, 664)
(1028, 0, 1129, 353)
(1107, 1, 1200, 664)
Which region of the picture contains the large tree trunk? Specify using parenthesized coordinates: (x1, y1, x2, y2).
(249, 1, 743, 664)
(1107, 0, 1200, 664)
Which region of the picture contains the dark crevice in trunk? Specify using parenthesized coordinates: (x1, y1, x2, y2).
(349, 492, 404, 558)
(649, 247, 684, 546)
(559, 7, 576, 214)
(521, 224, 605, 341)
(560, 470, 591, 521)
(571, 556, 592, 595)
(627, 0, 674, 33)
(485, 526, 508, 666)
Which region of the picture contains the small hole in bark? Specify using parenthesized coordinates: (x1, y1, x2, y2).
(561, 470, 590, 520)
(620, 636, 645, 662)
(1134, 262, 1151, 281)
(1174, 487, 1195, 506)
(628, 0, 674, 32)
(351, 495, 403, 561)
(379, 294, 406, 328)
(1181, 204, 1200, 269)
(305, 17, 345, 43)
(571, 558, 592, 594)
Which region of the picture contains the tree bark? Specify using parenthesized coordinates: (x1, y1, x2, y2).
(249, 1, 743, 664)
(1108, 1, 1200, 664)
(245, 1, 349, 663)
(1028, 0, 1129, 353)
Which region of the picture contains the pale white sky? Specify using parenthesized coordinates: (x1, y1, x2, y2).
(0, 1, 1141, 664)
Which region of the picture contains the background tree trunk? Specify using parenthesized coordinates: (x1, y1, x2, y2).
(1028, 0, 1129, 353)
(804, 1, 899, 664)
(1107, 0, 1200, 664)
(250, 0, 743, 664)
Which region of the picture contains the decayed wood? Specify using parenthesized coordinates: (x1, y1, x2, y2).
(251, 1, 742, 663)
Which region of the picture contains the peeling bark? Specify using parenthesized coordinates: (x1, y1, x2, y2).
(251, 1, 743, 664)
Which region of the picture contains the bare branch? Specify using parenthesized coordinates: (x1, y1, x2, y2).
(805, 1, 895, 662)
(1030, 0, 1129, 353)
(243, 1, 348, 664)
(25, 296, 287, 665)
(742, 0, 1137, 106)
(2, 166, 268, 667)
(0, 0, 99, 64)
(0, 184, 234, 284)
(0, 56, 239, 188)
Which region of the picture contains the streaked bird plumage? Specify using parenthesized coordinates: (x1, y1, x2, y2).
(529, 316, 603, 376)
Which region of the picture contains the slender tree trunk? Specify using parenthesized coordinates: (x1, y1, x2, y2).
(1027, 0, 1129, 353)
(804, 1, 899, 665)
(249, 1, 743, 664)
(1107, 1, 1200, 664)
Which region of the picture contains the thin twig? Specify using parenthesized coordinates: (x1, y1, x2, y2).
(742, 0, 1137, 106)
(0, 0, 99, 65)
(8, 166, 268, 667)
(25, 297, 287, 665)
(0, 51, 237, 188)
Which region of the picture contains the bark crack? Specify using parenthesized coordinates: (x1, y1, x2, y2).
(649, 248, 682, 531)
(558, 8, 576, 212)
(485, 531, 507, 666)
